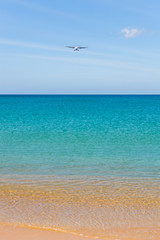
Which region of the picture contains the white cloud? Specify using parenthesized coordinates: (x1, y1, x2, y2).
(121, 27, 143, 39)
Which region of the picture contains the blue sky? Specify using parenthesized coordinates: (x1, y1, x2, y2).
(0, 0, 160, 94)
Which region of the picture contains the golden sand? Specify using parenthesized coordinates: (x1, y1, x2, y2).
(0, 223, 160, 240)
(0, 179, 160, 240)
(0, 224, 99, 240)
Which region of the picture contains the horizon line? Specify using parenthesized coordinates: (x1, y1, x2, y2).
(0, 94, 160, 96)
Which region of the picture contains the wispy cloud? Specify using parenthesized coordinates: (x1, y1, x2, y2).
(1, 38, 160, 66)
(0, 38, 67, 52)
(3, 52, 158, 74)
(0, 38, 118, 58)
(121, 27, 143, 39)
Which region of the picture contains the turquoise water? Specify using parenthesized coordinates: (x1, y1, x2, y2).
(0, 95, 160, 178)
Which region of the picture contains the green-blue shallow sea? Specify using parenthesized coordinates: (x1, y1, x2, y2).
(0, 95, 160, 240)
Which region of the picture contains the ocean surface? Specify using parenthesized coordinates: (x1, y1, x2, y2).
(0, 95, 160, 240)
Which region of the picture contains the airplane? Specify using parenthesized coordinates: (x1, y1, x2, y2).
(66, 46, 88, 51)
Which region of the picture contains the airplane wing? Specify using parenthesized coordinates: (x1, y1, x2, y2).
(79, 47, 88, 49)
(66, 46, 75, 48)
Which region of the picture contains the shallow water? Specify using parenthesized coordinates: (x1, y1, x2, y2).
(0, 95, 160, 239)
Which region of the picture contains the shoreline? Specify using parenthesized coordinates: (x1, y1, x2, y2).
(0, 224, 101, 240)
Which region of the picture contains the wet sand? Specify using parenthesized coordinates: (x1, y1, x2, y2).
(0, 224, 99, 240)
(1, 223, 160, 240)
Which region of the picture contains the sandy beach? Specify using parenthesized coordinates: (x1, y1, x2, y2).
(0, 224, 100, 240)
(1, 223, 160, 240)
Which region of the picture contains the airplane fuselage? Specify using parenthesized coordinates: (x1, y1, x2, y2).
(74, 47, 79, 51)
(66, 46, 87, 51)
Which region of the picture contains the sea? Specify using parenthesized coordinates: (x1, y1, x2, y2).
(0, 95, 160, 240)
